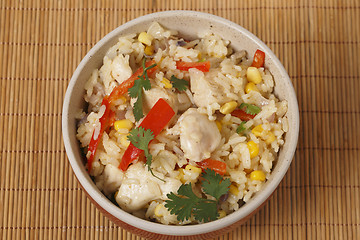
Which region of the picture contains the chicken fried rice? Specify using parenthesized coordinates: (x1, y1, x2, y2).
(76, 22, 288, 225)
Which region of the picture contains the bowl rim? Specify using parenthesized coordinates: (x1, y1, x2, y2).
(62, 10, 299, 236)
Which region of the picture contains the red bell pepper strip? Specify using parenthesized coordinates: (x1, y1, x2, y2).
(86, 60, 157, 172)
(251, 49, 265, 68)
(231, 109, 256, 121)
(197, 159, 227, 175)
(119, 98, 175, 171)
(86, 97, 116, 171)
(176, 61, 211, 72)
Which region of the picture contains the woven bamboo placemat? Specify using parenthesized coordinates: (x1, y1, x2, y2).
(1, 0, 359, 239)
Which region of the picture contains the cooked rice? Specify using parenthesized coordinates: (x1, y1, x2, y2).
(76, 22, 288, 225)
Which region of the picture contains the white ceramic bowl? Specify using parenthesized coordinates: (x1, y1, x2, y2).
(62, 10, 299, 240)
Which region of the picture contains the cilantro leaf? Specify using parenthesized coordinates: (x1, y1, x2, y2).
(201, 169, 231, 200)
(193, 200, 218, 222)
(236, 121, 247, 134)
(239, 103, 261, 115)
(170, 75, 189, 91)
(128, 59, 157, 122)
(128, 127, 163, 181)
(165, 169, 231, 223)
(166, 183, 200, 221)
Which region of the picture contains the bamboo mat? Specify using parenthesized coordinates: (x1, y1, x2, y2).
(1, 0, 359, 239)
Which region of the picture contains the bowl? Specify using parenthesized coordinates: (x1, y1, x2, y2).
(62, 10, 299, 240)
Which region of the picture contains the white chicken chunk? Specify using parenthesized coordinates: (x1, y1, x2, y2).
(189, 68, 231, 108)
(178, 108, 221, 162)
(115, 163, 161, 212)
(115, 162, 182, 212)
(131, 86, 178, 116)
(95, 164, 124, 196)
(111, 54, 132, 84)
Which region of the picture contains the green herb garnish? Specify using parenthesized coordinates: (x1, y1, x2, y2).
(236, 121, 247, 134)
(165, 169, 231, 223)
(239, 103, 261, 115)
(127, 127, 164, 181)
(128, 59, 157, 122)
(170, 75, 189, 91)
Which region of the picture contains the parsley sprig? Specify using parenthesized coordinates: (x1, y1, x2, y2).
(165, 169, 231, 223)
(127, 127, 164, 181)
(128, 59, 157, 122)
(239, 103, 261, 115)
(170, 75, 189, 91)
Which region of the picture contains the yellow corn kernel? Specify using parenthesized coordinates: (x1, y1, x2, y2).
(264, 131, 276, 145)
(247, 141, 259, 158)
(215, 120, 222, 132)
(246, 67, 262, 84)
(229, 184, 239, 196)
(218, 210, 227, 219)
(250, 170, 266, 181)
(198, 52, 202, 60)
(245, 82, 259, 94)
(144, 45, 154, 56)
(114, 119, 133, 131)
(176, 168, 186, 184)
(219, 101, 238, 114)
(185, 165, 202, 174)
(138, 32, 153, 46)
(251, 124, 264, 137)
(154, 204, 164, 217)
(119, 95, 127, 103)
(120, 134, 130, 147)
(161, 78, 173, 89)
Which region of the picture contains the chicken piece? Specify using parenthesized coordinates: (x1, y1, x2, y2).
(115, 163, 161, 212)
(189, 68, 231, 108)
(178, 108, 221, 162)
(111, 54, 132, 84)
(131, 86, 178, 116)
(95, 164, 124, 196)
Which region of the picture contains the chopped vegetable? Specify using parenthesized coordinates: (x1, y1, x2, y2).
(236, 121, 247, 134)
(165, 169, 230, 222)
(231, 109, 255, 121)
(107, 60, 157, 104)
(86, 60, 157, 172)
(170, 75, 189, 91)
(239, 103, 261, 115)
(251, 49, 265, 68)
(196, 159, 227, 175)
(119, 98, 175, 171)
(128, 59, 157, 122)
(176, 61, 211, 72)
(86, 97, 116, 171)
(127, 127, 163, 180)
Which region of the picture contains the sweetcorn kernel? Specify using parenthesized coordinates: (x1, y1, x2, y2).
(218, 210, 227, 219)
(245, 82, 259, 93)
(264, 131, 276, 145)
(219, 101, 238, 114)
(154, 204, 164, 217)
(215, 121, 222, 132)
(246, 67, 262, 84)
(185, 165, 202, 174)
(161, 78, 173, 89)
(120, 134, 130, 147)
(250, 170, 266, 181)
(251, 124, 264, 137)
(144, 45, 154, 56)
(229, 184, 239, 196)
(176, 168, 186, 184)
(247, 141, 259, 158)
(114, 119, 134, 131)
(138, 32, 153, 46)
